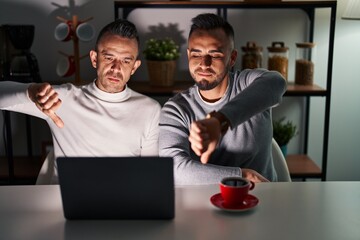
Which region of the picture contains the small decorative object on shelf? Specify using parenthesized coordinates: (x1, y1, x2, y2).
(267, 41, 289, 80)
(54, 15, 95, 85)
(241, 41, 263, 70)
(143, 38, 180, 86)
(295, 42, 316, 85)
(273, 117, 298, 157)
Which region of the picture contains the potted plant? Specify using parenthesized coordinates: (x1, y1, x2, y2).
(273, 117, 298, 157)
(143, 38, 180, 86)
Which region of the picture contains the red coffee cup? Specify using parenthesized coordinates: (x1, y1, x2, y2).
(54, 21, 73, 42)
(76, 22, 95, 42)
(220, 177, 255, 207)
(56, 55, 75, 77)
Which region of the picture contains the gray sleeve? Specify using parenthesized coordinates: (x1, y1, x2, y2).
(220, 69, 287, 128)
(159, 101, 241, 185)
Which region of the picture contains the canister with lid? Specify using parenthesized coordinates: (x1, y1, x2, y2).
(295, 42, 316, 85)
(267, 42, 289, 80)
(241, 41, 263, 70)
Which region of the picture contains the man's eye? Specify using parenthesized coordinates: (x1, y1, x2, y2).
(104, 56, 113, 61)
(211, 54, 223, 59)
(123, 58, 132, 64)
(191, 54, 201, 58)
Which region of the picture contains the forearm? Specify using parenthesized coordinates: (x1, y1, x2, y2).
(221, 70, 286, 128)
(0, 81, 42, 117)
(172, 153, 242, 185)
(159, 120, 241, 185)
(0, 81, 31, 108)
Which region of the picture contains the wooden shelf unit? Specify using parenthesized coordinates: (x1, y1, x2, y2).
(286, 154, 321, 179)
(128, 81, 194, 96)
(115, 1, 337, 181)
(128, 81, 326, 97)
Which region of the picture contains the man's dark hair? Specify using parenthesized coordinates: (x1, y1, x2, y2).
(95, 19, 140, 51)
(189, 13, 234, 43)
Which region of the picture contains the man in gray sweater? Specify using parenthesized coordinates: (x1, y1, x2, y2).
(159, 13, 286, 185)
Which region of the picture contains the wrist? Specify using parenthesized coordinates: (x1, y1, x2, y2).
(206, 110, 230, 135)
(27, 84, 35, 102)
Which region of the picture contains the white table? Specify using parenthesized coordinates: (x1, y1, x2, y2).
(0, 182, 359, 240)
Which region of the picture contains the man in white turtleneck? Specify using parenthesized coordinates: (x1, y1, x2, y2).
(0, 19, 161, 183)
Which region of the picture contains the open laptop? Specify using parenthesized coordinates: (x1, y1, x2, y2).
(56, 156, 174, 220)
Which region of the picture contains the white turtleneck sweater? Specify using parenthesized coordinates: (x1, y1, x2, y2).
(0, 80, 161, 183)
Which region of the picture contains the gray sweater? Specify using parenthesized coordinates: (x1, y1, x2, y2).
(159, 69, 286, 185)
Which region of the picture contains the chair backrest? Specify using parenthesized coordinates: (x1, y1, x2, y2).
(272, 138, 291, 182)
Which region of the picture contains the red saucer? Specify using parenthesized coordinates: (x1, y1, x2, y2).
(210, 193, 259, 212)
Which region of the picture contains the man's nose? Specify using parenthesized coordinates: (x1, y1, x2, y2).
(200, 55, 212, 66)
(111, 60, 122, 71)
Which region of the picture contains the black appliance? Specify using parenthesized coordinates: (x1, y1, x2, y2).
(0, 25, 41, 82)
(0, 25, 41, 184)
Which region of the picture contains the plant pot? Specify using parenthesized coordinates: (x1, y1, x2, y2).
(280, 145, 288, 157)
(146, 60, 176, 87)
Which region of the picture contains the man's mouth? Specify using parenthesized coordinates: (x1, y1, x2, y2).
(108, 76, 121, 82)
(196, 71, 213, 77)
(195, 68, 215, 76)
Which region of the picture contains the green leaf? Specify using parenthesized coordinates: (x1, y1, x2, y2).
(273, 117, 298, 146)
(143, 37, 180, 61)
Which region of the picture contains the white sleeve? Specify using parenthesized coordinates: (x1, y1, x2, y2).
(0, 81, 46, 119)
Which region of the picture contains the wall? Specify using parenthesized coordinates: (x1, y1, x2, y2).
(326, 0, 360, 181)
(0, 0, 359, 181)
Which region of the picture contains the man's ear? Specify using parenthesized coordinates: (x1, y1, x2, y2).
(131, 59, 141, 75)
(230, 49, 238, 67)
(89, 50, 97, 68)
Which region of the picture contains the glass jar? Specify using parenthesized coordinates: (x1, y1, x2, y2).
(267, 42, 289, 80)
(295, 42, 316, 85)
(241, 41, 262, 70)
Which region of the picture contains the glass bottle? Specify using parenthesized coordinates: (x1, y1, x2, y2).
(241, 41, 262, 70)
(267, 42, 289, 80)
(295, 42, 316, 85)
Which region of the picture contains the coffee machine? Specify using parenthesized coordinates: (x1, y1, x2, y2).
(0, 25, 41, 83)
(0, 25, 41, 183)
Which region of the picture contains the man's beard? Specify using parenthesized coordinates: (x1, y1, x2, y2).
(195, 79, 222, 90)
(192, 68, 229, 91)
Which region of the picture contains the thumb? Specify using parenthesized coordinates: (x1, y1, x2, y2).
(200, 151, 210, 164)
(50, 113, 64, 128)
(200, 141, 216, 164)
(200, 152, 210, 164)
(44, 109, 64, 128)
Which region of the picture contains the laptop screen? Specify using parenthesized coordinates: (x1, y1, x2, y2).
(57, 156, 174, 220)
